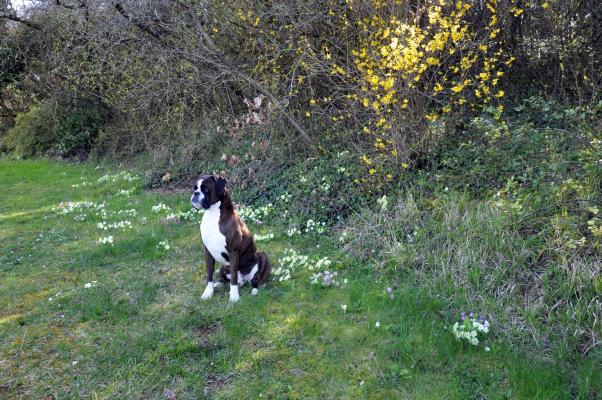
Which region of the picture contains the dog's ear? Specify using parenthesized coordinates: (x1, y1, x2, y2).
(215, 176, 228, 197)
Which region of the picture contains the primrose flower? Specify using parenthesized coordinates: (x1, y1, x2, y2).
(98, 236, 114, 246)
(157, 240, 170, 251)
(452, 311, 490, 347)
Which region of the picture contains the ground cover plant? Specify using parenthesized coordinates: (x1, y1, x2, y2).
(1, 158, 600, 399)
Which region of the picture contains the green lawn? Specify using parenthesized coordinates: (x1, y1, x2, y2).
(0, 159, 595, 399)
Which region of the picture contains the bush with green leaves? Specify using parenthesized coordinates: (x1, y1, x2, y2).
(2, 96, 109, 158)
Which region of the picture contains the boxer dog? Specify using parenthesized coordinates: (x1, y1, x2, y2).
(190, 175, 270, 303)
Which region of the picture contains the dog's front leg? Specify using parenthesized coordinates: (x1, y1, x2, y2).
(201, 246, 215, 300)
(229, 251, 240, 303)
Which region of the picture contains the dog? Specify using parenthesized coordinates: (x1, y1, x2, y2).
(190, 175, 270, 303)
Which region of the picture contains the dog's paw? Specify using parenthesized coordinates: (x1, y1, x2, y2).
(229, 285, 240, 303)
(213, 281, 223, 289)
(201, 283, 214, 300)
(251, 288, 259, 296)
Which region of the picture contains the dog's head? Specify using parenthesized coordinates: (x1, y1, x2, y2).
(191, 175, 228, 210)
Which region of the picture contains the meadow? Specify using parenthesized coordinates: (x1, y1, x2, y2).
(1, 159, 599, 399)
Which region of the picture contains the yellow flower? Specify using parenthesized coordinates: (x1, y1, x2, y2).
(382, 77, 395, 91)
(451, 84, 464, 93)
(401, 162, 409, 169)
(542, 2, 549, 10)
(426, 112, 439, 121)
(511, 7, 524, 17)
(305, 112, 311, 117)
(495, 90, 504, 98)
(309, 99, 317, 105)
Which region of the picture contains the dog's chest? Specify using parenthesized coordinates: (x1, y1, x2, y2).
(200, 203, 229, 265)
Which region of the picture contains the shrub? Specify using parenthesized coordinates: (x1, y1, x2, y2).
(2, 96, 109, 158)
(1, 105, 55, 157)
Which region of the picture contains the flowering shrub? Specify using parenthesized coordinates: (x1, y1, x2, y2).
(274, 0, 514, 184)
(452, 311, 490, 346)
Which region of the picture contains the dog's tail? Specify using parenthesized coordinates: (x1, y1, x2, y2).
(252, 251, 271, 287)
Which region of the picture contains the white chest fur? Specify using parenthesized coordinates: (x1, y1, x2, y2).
(200, 201, 230, 265)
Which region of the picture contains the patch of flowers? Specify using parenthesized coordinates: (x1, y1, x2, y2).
(238, 203, 274, 223)
(96, 220, 133, 231)
(319, 177, 331, 193)
(274, 248, 311, 282)
(58, 201, 105, 214)
(376, 195, 389, 211)
(308, 256, 332, 271)
(305, 219, 327, 234)
(157, 240, 170, 251)
(165, 208, 203, 222)
(254, 232, 275, 242)
(57, 201, 105, 222)
(83, 281, 98, 289)
(278, 192, 292, 203)
(116, 208, 138, 217)
(152, 203, 171, 213)
(286, 226, 301, 237)
(117, 189, 135, 197)
(98, 236, 114, 246)
(71, 181, 91, 188)
(97, 171, 139, 184)
(452, 311, 490, 346)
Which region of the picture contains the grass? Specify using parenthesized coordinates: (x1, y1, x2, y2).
(0, 159, 599, 399)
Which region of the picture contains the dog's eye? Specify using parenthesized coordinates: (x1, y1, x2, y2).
(201, 187, 207, 193)
(193, 185, 198, 191)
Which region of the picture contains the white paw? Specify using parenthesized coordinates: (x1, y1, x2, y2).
(229, 285, 240, 303)
(251, 288, 259, 296)
(201, 282, 214, 300)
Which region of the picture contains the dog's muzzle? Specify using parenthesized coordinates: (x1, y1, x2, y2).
(190, 192, 209, 210)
